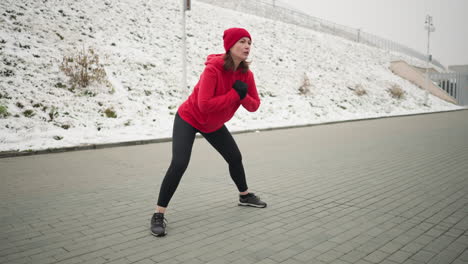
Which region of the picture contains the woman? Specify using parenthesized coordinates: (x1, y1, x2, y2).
(151, 28, 266, 237)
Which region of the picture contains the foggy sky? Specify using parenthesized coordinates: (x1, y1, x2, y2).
(281, 0, 468, 68)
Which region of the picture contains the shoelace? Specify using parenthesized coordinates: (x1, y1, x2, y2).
(153, 215, 168, 226)
(245, 194, 261, 202)
(250, 193, 260, 200)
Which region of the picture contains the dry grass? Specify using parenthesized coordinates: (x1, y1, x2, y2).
(353, 84, 367, 96)
(60, 47, 107, 89)
(388, 84, 405, 99)
(299, 73, 312, 95)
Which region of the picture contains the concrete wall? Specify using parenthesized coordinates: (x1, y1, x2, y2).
(390, 61, 457, 104)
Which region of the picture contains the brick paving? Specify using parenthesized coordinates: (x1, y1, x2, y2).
(1, 110, 467, 264)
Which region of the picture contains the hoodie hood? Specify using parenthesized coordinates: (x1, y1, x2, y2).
(205, 54, 225, 70)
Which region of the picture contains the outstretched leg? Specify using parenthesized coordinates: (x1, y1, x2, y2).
(152, 114, 197, 237)
(157, 113, 197, 209)
(202, 125, 248, 193)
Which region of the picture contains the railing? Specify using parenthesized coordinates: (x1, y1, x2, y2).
(198, 0, 445, 69)
(430, 73, 468, 105)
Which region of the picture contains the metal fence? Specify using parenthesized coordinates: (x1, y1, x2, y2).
(198, 0, 445, 69)
(430, 73, 468, 105)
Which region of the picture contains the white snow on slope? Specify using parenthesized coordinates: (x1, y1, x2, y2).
(0, 0, 462, 152)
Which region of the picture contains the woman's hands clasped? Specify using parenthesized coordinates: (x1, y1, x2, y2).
(232, 80, 248, 100)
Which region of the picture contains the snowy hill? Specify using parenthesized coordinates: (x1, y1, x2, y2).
(0, 0, 462, 152)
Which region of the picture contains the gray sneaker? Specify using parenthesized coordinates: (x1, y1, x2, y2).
(150, 213, 167, 237)
(239, 193, 267, 208)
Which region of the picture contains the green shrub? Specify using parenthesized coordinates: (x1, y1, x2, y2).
(0, 105, 10, 118)
(23, 109, 35, 117)
(49, 106, 58, 121)
(55, 82, 67, 89)
(104, 108, 117, 118)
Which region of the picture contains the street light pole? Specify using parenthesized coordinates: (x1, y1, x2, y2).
(181, 0, 190, 99)
(424, 15, 435, 106)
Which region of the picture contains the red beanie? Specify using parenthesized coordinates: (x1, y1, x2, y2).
(223, 28, 251, 53)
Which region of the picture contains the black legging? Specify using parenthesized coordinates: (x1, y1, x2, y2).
(157, 113, 248, 207)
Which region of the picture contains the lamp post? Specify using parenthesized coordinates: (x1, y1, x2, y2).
(424, 15, 435, 106)
(182, 0, 191, 98)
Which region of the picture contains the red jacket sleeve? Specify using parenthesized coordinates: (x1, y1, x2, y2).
(197, 66, 239, 114)
(240, 71, 261, 112)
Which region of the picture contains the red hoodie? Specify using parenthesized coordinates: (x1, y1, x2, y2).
(178, 54, 261, 133)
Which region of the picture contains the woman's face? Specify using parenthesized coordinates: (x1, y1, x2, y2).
(230, 37, 252, 62)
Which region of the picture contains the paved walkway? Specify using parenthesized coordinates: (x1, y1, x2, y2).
(1, 110, 468, 264)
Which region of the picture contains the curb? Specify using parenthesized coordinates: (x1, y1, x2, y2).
(234, 107, 468, 134)
(1, 108, 467, 158)
(0, 138, 173, 159)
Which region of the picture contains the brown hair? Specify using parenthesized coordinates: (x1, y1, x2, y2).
(223, 52, 250, 73)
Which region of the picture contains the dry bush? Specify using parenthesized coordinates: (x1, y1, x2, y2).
(60, 47, 107, 89)
(388, 84, 405, 99)
(299, 73, 311, 95)
(354, 84, 367, 96)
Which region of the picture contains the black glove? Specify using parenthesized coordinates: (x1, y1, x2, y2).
(232, 80, 248, 100)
